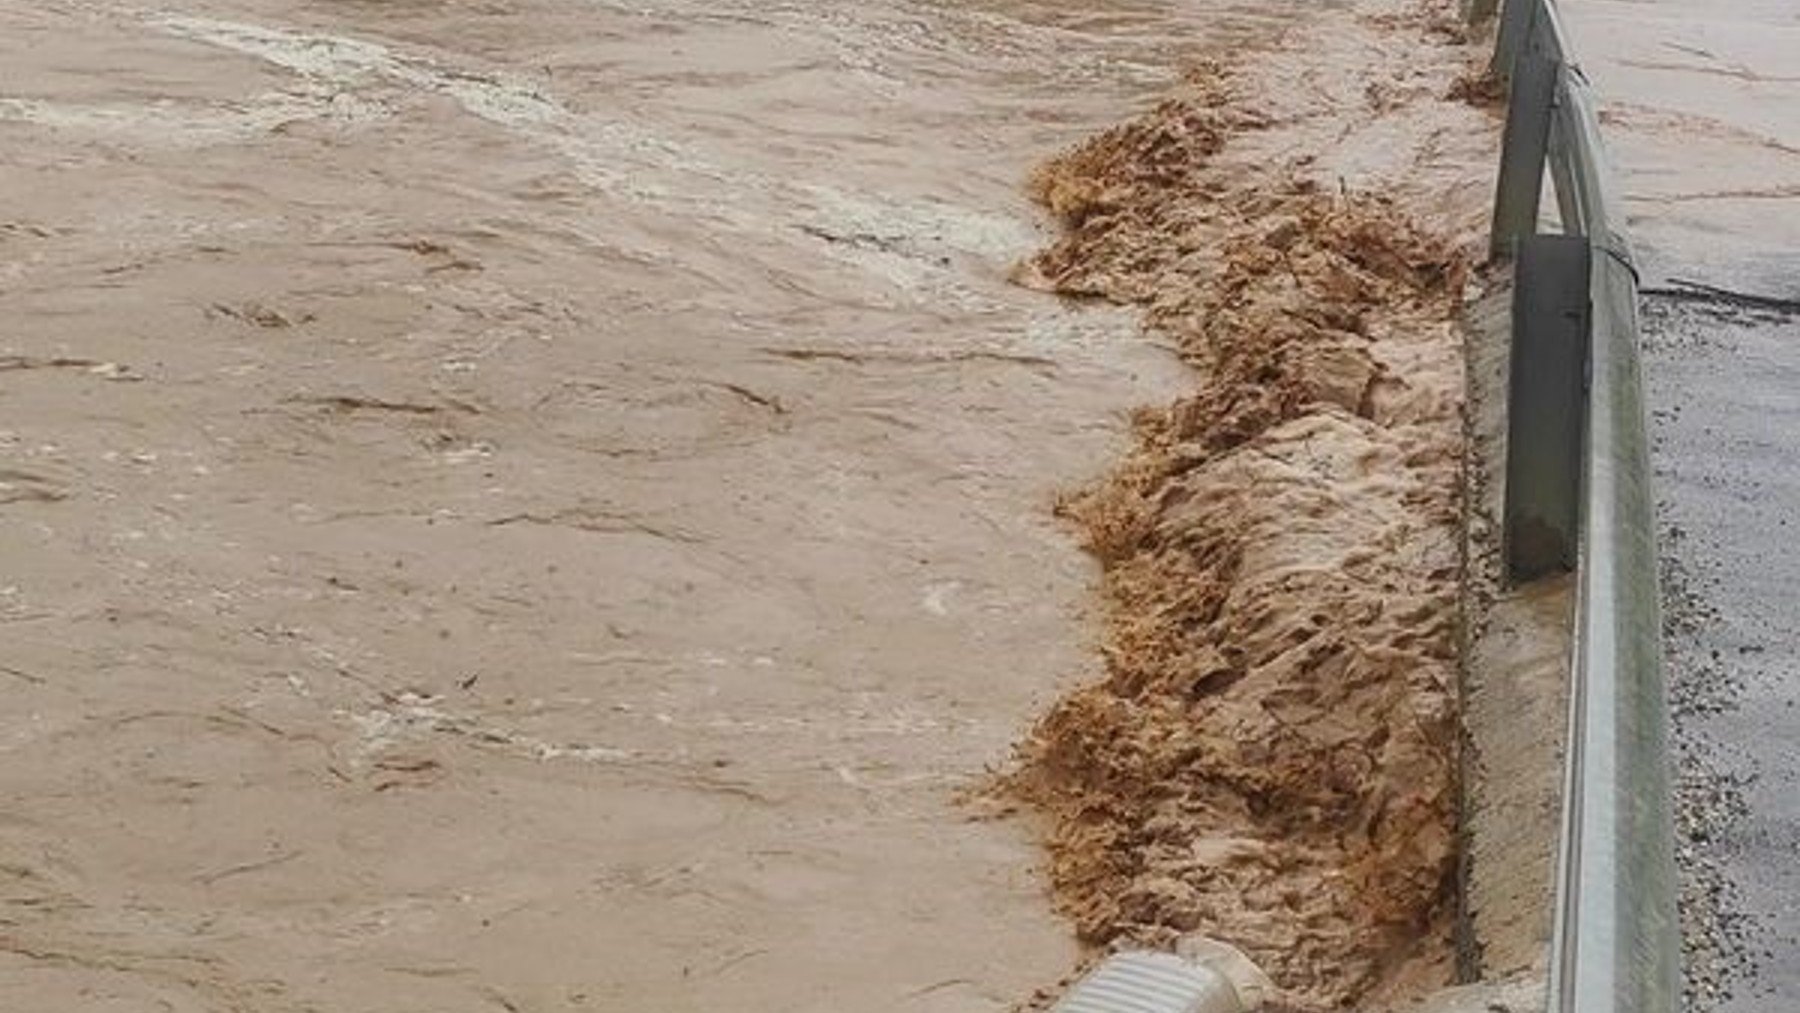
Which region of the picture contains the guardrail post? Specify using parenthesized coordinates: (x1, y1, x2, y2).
(1490, 40, 1559, 258)
(1486, 2, 1680, 1009)
(1492, 0, 1540, 78)
(1504, 234, 1589, 583)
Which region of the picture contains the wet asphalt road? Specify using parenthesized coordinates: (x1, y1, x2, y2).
(1565, 0, 1800, 1008)
(1644, 294, 1800, 1011)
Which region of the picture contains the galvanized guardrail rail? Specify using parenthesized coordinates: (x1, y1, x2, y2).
(1485, 2, 1680, 1012)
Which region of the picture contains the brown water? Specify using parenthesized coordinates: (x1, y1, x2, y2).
(0, 2, 1301, 1011)
(997, 2, 1499, 1007)
(0, 0, 1514, 1009)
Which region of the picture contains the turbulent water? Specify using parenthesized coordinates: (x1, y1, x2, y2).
(3, 0, 1495, 1010)
(999, 2, 1499, 1007)
(0, 2, 1305, 1011)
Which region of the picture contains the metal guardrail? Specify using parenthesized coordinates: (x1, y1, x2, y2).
(1486, 3, 1680, 1012)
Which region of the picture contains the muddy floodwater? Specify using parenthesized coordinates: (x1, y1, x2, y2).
(0, 1, 1309, 1011)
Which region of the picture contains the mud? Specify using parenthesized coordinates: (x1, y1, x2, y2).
(0, 1, 1294, 1011)
(1001, 2, 1497, 1008)
(2, 0, 1502, 1008)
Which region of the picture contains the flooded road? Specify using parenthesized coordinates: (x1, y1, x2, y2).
(0, 1, 1316, 1010)
(1563, 2, 1800, 1009)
